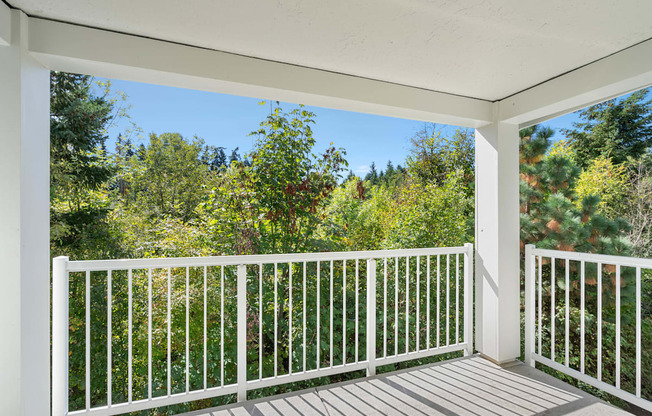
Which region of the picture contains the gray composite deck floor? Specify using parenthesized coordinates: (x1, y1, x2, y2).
(182, 355, 631, 416)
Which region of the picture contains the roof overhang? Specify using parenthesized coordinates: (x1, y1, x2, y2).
(3, 0, 652, 127)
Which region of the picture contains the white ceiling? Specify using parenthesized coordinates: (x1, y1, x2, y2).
(9, 0, 652, 101)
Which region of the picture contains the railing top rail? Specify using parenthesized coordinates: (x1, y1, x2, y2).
(529, 246, 652, 268)
(63, 245, 471, 272)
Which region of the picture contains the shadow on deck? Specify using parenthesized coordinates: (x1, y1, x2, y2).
(183, 355, 630, 416)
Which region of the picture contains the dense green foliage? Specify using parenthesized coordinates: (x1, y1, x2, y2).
(406, 125, 474, 188)
(51, 73, 652, 414)
(564, 89, 652, 168)
(520, 125, 632, 257)
(50, 72, 117, 257)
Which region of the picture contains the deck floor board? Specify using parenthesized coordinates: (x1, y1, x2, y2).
(183, 355, 631, 416)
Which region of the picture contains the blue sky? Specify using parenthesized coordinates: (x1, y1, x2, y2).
(98, 78, 581, 176)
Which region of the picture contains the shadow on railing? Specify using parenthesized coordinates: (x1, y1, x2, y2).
(524, 244, 652, 412)
(53, 244, 474, 416)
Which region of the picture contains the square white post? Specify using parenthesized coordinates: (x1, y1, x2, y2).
(474, 121, 520, 364)
(0, 9, 50, 416)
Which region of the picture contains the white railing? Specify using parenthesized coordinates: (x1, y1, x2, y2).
(53, 244, 474, 416)
(525, 244, 652, 412)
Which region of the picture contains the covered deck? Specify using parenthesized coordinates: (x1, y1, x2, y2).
(3, 1, 652, 415)
(184, 356, 628, 416)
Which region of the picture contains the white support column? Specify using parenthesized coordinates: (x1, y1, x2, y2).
(0, 9, 51, 416)
(474, 121, 520, 364)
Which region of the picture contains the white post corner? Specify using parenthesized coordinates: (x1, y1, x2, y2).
(524, 244, 536, 367)
(474, 121, 520, 364)
(236, 264, 247, 402)
(367, 258, 377, 376)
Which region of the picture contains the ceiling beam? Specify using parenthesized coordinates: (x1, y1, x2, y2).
(27, 17, 494, 128)
(0, 2, 11, 46)
(499, 38, 652, 128)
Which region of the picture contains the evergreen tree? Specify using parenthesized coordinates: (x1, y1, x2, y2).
(520, 125, 630, 252)
(520, 125, 635, 308)
(125, 138, 134, 158)
(50, 72, 117, 254)
(365, 162, 378, 184)
(385, 161, 395, 178)
(137, 143, 146, 161)
(564, 89, 652, 168)
(371, 160, 406, 188)
(201, 145, 228, 171)
(115, 134, 125, 156)
(213, 146, 227, 170)
(229, 147, 241, 164)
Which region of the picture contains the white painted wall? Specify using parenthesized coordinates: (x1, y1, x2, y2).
(474, 121, 521, 363)
(0, 10, 50, 416)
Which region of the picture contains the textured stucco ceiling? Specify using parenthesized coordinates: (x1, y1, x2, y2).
(9, 0, 652, 101)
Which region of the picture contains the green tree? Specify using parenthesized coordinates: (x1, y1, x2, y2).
(198, 103, 348, 255)
(201, 145, 228, 171)
(376, 160, 406, 188)
(197, 162, 262, 255)
(384, 172, 472, 249)
(317, 178, 389, 251)
(520, 125, 635, 324)
(384, 161, 395, 177)
(50, 72, 123, 257)
(123, 133, 210, 222)
(574, 156, 628, 219)
(520, 125, 631, 255)
(406, 124, 474, 187)
(547, 139, 576, 162)
(406, 125, 475, 239)
(320, 171, 471, 251)
(622, 159, 652, 258)
(248, 104, 348, 253)
(229, 147, 241, 164)
(364, 162, 378, 185)
(564, 89, 652, 168)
